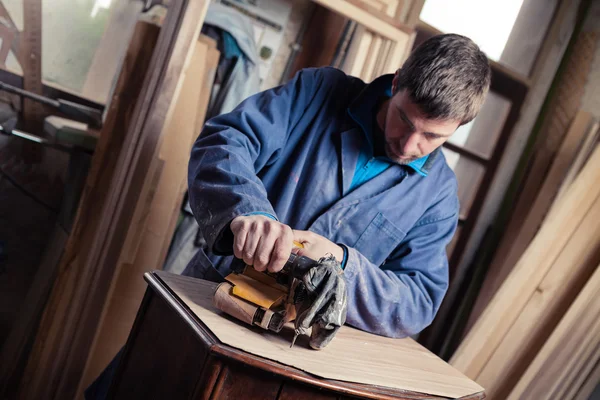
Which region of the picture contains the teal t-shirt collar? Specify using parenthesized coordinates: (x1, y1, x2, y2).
(347, 74, 430, 177)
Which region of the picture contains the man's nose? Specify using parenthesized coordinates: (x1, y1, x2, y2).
(402, 133, 419, 155)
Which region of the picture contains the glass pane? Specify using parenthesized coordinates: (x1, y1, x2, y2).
(442, 148, 486, 218)
(3, 0, 139, 104)
(420, 0, 556, 76)
(447, 91, 512, 158)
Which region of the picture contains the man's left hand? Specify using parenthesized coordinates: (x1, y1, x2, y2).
(292, 230, 344, 263)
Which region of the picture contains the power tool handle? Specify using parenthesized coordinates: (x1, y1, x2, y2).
(284, 253, 318, 279)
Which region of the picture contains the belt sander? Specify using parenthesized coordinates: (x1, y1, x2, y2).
(213, 244, 348, 349)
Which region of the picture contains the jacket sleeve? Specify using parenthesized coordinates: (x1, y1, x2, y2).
(343, 190, 458, 338)
(187, 68, 321, 253)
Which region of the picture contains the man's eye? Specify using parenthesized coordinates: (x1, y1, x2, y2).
(425, 132, 440, 140)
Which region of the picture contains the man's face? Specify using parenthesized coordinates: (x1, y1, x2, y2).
(382, 88, 461, 165)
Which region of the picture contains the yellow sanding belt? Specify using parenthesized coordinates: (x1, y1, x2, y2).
(225, 273, 287, 309)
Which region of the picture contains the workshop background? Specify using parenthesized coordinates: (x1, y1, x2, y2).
(0, 0, 599, 399)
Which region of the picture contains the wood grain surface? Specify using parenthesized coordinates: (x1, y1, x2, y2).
(155, 271, 484, 399)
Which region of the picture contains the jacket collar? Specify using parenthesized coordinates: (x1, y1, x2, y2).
(346, 74, 435, 177)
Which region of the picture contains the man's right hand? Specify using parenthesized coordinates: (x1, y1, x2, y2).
(230, 215, 294, 273)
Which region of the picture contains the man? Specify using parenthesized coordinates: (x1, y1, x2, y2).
(185, 33, 490, 339)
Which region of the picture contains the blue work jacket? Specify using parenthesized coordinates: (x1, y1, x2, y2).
(185, 67, 459, 338)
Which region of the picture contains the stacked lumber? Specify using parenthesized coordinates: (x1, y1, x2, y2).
(76, 33, 220, 397)
(331, 0, 414, 82)
(469, 112, 600, 328)
(450, 142, 600, 399)
(13, 1, 211, 398)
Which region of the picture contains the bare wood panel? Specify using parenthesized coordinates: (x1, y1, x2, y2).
(475, 193, 600, 398)
(156, 271, 484, 399)
(507, 264, 600, 400)
(450, 146, 600, 378)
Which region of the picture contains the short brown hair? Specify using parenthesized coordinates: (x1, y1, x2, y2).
(395, 33, 491, 125)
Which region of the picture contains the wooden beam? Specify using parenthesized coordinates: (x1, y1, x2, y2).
(312, 0, 412, 40)
(20, 0, 43, 160)
(0, 24, 15, 67)
(0, 2, 21, 64)
(345, 0, 410, 31)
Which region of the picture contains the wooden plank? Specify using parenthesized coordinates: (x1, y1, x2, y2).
(345, 0, 408, 30)
(450, 145, 600, 379)
(464, 12, 596, 331)
(475, 192, 600, 398)
(507, 264, 600, 400)
(0, 24, 15, 67)
(16, 0, 210, 394)
(347, 27, 372, 78)
(383, 32, 412, 74)
(374, 38, 392, 77)
(361, 34, 382, 81)
(75, 34, 219, 398)
(312, 0, 411, 40)
(448, 0, 584, 341)
(0, 21, 160, 398)
(558, 340, 600, 399)
(552, 120, 600, 209)
(468, 112, 594, 325)
(20, 0, 44, 161)
(573, 358, 600, 400)
(0, 2, 21, 64)
(157, 271, 485, 399)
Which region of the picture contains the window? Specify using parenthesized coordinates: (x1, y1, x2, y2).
(1, 0, 138, 104)
(420, 0, 558, 76)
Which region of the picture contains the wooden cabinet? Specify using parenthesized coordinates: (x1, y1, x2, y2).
(108, 271, 485, 400)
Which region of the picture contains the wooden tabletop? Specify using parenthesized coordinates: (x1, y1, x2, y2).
(147, 271, 485, 400)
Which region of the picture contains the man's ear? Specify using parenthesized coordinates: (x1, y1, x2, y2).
(391, 69, 400, 94)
